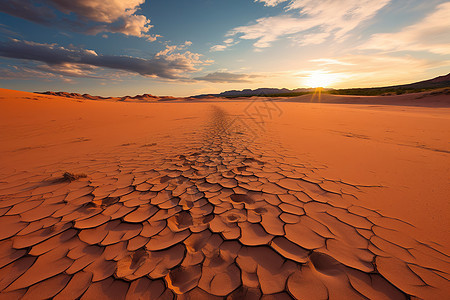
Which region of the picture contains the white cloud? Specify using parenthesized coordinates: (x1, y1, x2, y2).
(210, 45, 228, 52)
(254, 0, 287, 6)
(229, 15, 316, 48)
(109, 14, 152, 37)
(155, 41, 212, 75)
(210, 38, 238, 52)
(361, 2, 450, 55)
(157, 41, 193, 57)
(229, 0, 390, 49)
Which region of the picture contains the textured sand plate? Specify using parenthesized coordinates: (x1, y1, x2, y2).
(0, 88, 449, 299)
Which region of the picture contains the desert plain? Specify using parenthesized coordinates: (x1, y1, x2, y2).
(0, 88, 449, 299)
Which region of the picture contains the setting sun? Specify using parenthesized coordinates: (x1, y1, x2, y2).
(303, 71, 340, 88)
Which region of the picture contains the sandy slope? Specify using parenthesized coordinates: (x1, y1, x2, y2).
(0, 88, 449, 299)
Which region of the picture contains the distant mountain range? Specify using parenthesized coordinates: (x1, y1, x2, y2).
(38, 91, 175, 101)
(192, 87, 322, 98)
(37, 73, 450, 100)
(193, 73, 450, 98)
(328, 73, 450, 96)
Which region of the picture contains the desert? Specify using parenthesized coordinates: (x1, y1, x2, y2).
(0, 87, 449, 299)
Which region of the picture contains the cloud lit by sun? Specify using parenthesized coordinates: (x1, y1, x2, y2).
(303, 71, 341, 88)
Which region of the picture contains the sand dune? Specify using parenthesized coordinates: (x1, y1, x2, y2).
(0, 88, 449, 299)
(37, 91, 178, 102)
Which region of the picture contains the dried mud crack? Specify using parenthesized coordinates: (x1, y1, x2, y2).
(0, 106, 449, 299)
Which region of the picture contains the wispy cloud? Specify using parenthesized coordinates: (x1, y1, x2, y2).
(361, 2, 450, 55)
(0, 0, 158, 41)
(194, 72, 260, 83)
(0, 23, 22, 38)
(156, 41, 192, 56)
(210, 39, 238, 52)
(0, 39, 207, 79)
(255, 0, 287, 6)
(35, 63, 101, 78)
(227, 0, 390, 50)
(309, 58, 355, 66)
(0, 65, 60, 81)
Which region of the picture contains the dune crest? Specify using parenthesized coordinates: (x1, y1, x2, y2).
(38, 91, 177, 102)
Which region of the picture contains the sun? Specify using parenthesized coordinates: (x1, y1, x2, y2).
(303, 71, 339, 88)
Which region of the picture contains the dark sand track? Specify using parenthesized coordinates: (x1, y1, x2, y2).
(0, 89, 449, 299)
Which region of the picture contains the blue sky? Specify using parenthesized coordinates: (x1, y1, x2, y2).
(0, 0, 449, 96)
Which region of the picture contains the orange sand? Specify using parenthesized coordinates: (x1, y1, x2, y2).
(0, 88, 449, 299)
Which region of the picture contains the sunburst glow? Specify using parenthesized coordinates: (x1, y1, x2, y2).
(303, 71, 340, 88)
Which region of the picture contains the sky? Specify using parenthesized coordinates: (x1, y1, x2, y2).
(0, 0, 449, 96)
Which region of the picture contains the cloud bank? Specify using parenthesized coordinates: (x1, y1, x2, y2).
(194, 72, 260, 83)
(0, 39, 206, 79)
(0, 0, 156, 40)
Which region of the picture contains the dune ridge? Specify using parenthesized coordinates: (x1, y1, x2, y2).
(38, 91, 177, 102)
